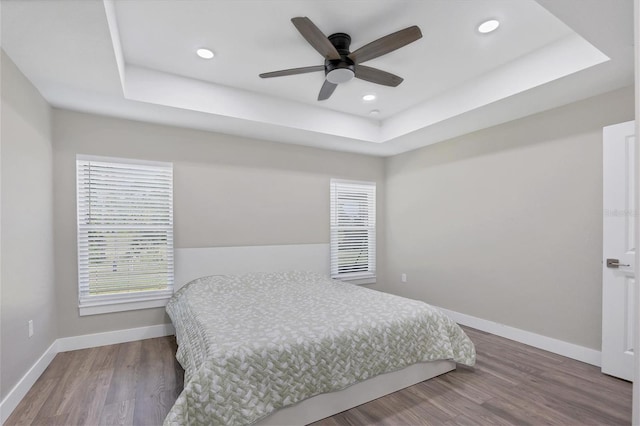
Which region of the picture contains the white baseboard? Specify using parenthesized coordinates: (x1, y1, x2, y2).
(438, 307, 602, 367)
(0, 324, 175, 424)
(57, 323, 175, 352)
(0, 340, 58, 424)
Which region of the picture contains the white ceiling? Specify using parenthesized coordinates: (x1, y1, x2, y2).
(1, 0, 634, 156)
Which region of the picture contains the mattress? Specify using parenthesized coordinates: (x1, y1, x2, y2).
(165, 271, 475, 425)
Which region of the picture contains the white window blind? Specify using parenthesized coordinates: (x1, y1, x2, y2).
(330, 179, 376, 283)
(76, 156, 174, 314)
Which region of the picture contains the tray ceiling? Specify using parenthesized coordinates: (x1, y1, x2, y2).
(1, 0, 634, 156)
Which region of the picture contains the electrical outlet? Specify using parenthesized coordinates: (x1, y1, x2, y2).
(401, 273, 407, 283)
(28, 320, 34, 338)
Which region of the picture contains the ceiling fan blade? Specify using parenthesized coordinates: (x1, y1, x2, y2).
(355, 65, 404, 87)
(348, 26, 422, 64)
(259, 65, 324, 78)
(291, 17, 341, 60)
(318, 80, 337, 101)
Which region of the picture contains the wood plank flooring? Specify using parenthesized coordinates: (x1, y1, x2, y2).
(6, 327, 632, 425)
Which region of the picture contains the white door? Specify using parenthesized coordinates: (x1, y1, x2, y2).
(602, 120, 636, 380)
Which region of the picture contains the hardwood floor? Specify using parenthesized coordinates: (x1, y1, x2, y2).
(6, 337, 183, 426)
(313, 328, 632, 426)
(6, 327, 632, 425)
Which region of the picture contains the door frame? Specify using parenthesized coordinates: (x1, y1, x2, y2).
(633, 1, 639, 424)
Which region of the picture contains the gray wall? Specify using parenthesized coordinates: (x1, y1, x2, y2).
(52, 109, 386, 338)
(383, 86, 635, 350)
(0, 51, 57, 400)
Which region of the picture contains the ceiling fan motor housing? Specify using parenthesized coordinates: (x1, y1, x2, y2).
(325, 33, 355, 84)
(259, 18, 421, 100)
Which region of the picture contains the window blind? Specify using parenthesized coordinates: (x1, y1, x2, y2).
(76, 156, 174, 309)
(330, 179, 376, 281)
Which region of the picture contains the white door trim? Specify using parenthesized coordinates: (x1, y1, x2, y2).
(634, 1, 640, 424)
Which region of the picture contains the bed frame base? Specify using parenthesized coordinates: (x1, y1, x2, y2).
(257, 360, 456, 425)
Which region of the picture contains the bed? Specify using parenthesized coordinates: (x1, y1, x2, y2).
(164, 271, 475, 425)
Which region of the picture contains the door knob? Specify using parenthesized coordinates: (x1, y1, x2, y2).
(606, 258, 630, 268)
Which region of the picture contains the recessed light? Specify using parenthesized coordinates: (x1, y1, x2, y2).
(369, 109, 380, 116)
(478, 19, 500, 34)
(196, 48, 215, 59)
(362, 94, 376, 102)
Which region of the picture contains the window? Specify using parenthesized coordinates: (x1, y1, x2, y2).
(330, 179, 376, 284)
(76, 155, 174, 315)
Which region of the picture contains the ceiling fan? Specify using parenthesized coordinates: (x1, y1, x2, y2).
(259, 17, 422, 101)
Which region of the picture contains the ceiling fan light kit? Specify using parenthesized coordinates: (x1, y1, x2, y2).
(326, 68, 355, 84)
(259, 17, 422, 101)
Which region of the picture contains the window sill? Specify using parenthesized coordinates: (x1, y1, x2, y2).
(345, 276, 377, 285)
(334, 274, 377, 286)
(79, 297, 171, 316)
